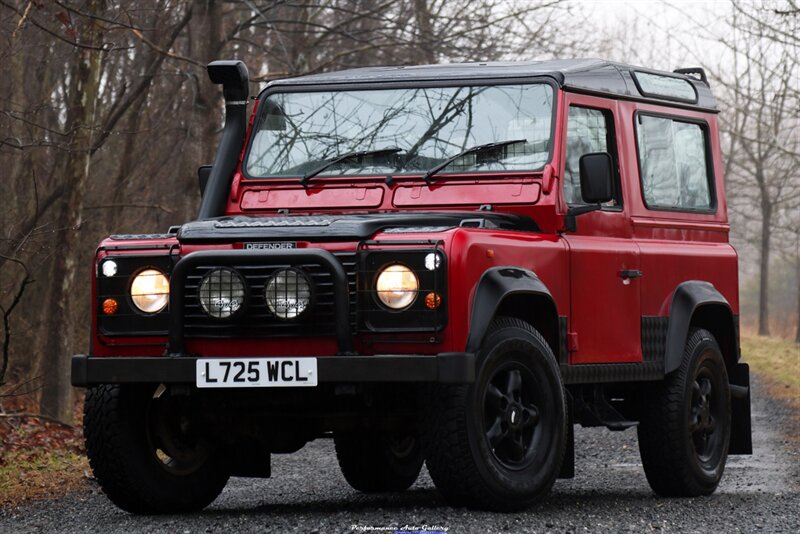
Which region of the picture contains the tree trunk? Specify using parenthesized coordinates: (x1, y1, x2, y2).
(183, 0, 222, 220)
(413, 0, 437, 64)
(39, 0, 106, 423)
(757, 194, 771, 337)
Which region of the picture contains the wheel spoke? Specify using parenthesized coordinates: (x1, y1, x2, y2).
(689, 413, 701, 433)
(486, 418, 508, 448)
(521, 403, 540, 428)
(699, 378, 712, 397)
(508, 432, 525, 461)
(486, 384, 508, 410)
(505, 369, 522, 400)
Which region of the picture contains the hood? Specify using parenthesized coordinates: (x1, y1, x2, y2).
(177, 212, 539, 244)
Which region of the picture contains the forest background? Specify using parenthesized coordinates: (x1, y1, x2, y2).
(0, 0, 797, 425)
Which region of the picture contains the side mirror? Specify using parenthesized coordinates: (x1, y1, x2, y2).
(198, 165, 212, 197)
(565, 152, 615, 232)
(579, 152, 614, 204)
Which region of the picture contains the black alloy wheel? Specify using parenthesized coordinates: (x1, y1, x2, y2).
(334, 431, 424, 492)
(638, 328, 731, 496)
(483, 364, 542, 469)
(424, 316, 567, 511)
(689, 368, 724, 466)
(84, 384, 229, 514)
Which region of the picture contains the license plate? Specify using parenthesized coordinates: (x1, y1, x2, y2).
(196, 358, 317, 388)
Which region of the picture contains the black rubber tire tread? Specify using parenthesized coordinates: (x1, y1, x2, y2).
(84, 384, 229, 514)
(334, 432, 424, 492)
(423, 316, 566, 511)
(637, 328, 731, 497)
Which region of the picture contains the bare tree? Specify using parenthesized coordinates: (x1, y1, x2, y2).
(0, 0, 577, 421)
(718, 2, 800, 337)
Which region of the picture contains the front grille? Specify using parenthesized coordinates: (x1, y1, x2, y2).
(183, 253, 356, 338)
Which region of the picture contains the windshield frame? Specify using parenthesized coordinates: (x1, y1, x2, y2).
(241, 77, 559, 181)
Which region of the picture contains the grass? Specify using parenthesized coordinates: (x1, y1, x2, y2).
(740, 334, 800, 404)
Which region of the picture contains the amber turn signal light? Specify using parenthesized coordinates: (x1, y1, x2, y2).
(102, 298, 119, 315)
(425, 292, 442, 310)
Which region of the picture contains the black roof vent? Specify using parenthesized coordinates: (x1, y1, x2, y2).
(673, 67, 709, 86)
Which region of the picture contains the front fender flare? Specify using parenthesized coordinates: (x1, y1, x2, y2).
(465, 267, 558, 355)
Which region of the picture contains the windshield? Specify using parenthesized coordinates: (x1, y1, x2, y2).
(245, 83, 554, 179)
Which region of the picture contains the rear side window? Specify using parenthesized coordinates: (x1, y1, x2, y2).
(636, 114, 714, 211)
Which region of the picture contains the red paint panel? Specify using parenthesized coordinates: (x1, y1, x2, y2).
(392, 182, 540, 207)
(637, 240, 739, 316)
(566, 235, 642, 364)
(240, 187, 384, 210)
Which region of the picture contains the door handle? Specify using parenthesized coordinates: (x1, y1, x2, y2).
(619, 269, 643, 279)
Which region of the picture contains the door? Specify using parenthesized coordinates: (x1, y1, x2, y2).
(561, 98, 643, 364)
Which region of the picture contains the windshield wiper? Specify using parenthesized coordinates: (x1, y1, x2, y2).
(422, 139, 527, 183)
(299, 147, 402, 186)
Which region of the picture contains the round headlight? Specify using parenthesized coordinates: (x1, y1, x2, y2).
(265, 268, 311, 320)
(375, 264, 418, 310)
(130, 269, 169, 314)
(198, 268, 246, 319)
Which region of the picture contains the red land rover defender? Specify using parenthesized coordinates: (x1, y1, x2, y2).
(72, 59, 752, 513)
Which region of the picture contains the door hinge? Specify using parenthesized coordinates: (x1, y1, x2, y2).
(568, 332, 579, 352)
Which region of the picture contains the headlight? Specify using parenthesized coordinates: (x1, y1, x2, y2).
(198, 268, 246, 319)
(375, 264, 418, 310)
(265, 268, 311, 319)
(130, 269, 169, 314)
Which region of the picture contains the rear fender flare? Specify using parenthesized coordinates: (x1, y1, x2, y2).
(665, 280, 738, 374)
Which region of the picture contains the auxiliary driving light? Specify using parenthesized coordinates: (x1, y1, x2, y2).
(198, 267, 246, 319)
(375, 264, 419, 310)
(265, 268, 311, 319)
(130, 269, 169, 314)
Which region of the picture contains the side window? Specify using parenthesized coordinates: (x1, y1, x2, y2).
(564, 106, 619, 206)
(636, 114, 713, 211)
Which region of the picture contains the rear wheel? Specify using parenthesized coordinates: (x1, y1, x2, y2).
(334, 431, 423, 492)
(637, 328, 731, 496)
(84, 384, 229, 514)
(424, 317, 566, 511)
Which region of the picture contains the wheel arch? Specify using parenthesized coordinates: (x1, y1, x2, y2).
(665, 281, 739, 375)
(465, 267, 560, 360)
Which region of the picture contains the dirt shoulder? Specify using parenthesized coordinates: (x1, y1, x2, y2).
(0, 400, 88, 509)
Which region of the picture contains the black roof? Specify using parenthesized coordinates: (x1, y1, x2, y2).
(264, 58, 717, 112)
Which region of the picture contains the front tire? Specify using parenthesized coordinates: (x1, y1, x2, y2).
(84, 384, 229, 514)
(424, 317, 567, 511)
(637, 328, 731, 496)
(334, 431, 424, 492)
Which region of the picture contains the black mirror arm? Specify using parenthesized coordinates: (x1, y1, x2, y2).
(565, 203, 602, 232)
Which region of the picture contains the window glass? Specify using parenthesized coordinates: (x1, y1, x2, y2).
(564, 107, 612, 205)
(246, 84, 554, 178)
(636, 115, 712, 210)
(633, 72, 697, 102)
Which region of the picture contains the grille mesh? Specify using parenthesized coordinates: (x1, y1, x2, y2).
(183, 253, 356, 338)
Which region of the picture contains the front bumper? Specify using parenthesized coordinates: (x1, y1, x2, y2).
(71, 353, 475, 387)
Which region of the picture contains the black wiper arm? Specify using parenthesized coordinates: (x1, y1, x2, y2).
(422, 139, 527, 183)
(300, 147, 402, 186)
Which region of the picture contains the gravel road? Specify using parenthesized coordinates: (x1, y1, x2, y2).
(2, 376, 798, 534)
